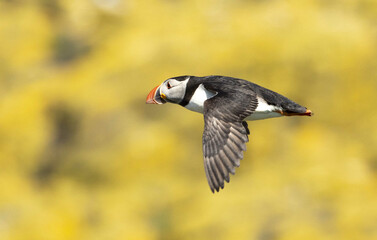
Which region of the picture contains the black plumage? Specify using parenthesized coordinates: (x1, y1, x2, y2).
(181, 76, 307, 115)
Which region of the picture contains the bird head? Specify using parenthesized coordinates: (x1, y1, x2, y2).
(146, 76, 190, 104)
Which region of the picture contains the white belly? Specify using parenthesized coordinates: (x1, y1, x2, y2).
(246, 97, 283, 121)
(246, 111, 282, 121)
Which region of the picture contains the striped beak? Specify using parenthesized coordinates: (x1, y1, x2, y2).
(146, 84, 166, 104)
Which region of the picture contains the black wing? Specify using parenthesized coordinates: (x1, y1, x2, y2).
(202, 88, 258, 193)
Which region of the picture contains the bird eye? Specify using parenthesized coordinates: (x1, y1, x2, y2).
(167, 82, 172, 89)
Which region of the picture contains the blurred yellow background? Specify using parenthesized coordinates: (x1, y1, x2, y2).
(1, 0, 377, 239)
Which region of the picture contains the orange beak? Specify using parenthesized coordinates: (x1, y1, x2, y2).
(146, 84, 166, 104)
(304, 109, 313, 116)
(277, 109, 313, 116)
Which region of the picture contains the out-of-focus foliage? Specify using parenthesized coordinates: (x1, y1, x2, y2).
(0, 0, 377, 239)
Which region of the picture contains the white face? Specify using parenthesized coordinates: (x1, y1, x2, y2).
(159, 77, 189, 104)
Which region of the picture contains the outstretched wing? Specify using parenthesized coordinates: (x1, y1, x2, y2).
(202, 90, 258, 193)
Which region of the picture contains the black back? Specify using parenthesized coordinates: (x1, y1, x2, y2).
(177, 75, 307, 114)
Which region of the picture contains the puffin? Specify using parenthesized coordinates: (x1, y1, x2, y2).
(146, 75, 312, 193)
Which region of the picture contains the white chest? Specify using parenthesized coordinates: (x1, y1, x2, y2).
(184, 84, 217, 113)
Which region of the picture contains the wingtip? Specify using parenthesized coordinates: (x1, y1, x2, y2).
(224, 176, 230, 183)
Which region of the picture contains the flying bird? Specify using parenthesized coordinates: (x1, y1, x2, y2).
(146, 75, 312, 193)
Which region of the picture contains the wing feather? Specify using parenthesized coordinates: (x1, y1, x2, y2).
(218, 150, 235, 175)
(214, 155, 229, 182)
(202, 89, 258, 192)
